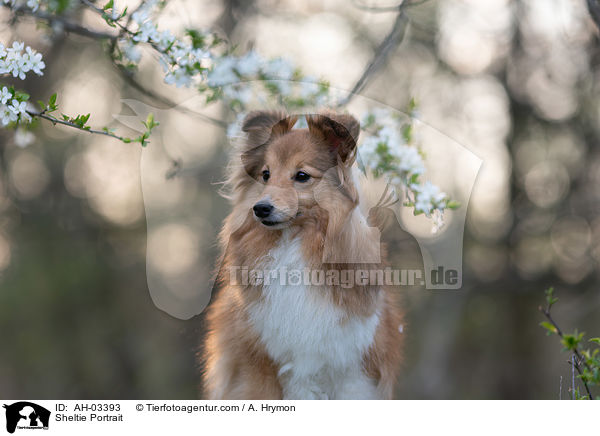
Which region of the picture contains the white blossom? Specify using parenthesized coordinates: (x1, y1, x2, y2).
(133, 21, 158, 43)
(357, 107, 454, 231)
(235, 51, 262, 76)
(222, 84, 252, 105)
(0, 104, 18, 126)
(121, 40, 142, 63)
(22, 46, 45, 75)
(28, 0, 39, 11)
(431, 209, 445, 234)
(156, 30, 176, 52)
(191, 48, 210, 63)
(2, 0, 40, 14)
(8, 99, 31, 122)
(164, 67, 192, 88)
(126, 4, 212, 88)
(359, 136, 382, 169)
(131, 8, 151, 25)
(393, 145, 425, 175)
(269, 79, 291, 96)
(207, 57, 238, 86)
(0, 86, 11, 105)
(413, 181, 448, 216)
(264, 57, 295, 80)
(226, 112, 247, 138)
(358, 125, 424, 177)
(373, 107, 396, 125)
(299, 77, 320, 99)
(0, 41, 45, 79)
(14, 128, 35, 147)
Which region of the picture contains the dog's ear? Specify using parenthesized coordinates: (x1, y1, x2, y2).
(306, 112, 360, 163)
(239, 111, 297, 180)
(242, 111, 298, 148)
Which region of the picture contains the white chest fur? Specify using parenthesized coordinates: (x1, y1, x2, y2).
(247, 232, 381, 399)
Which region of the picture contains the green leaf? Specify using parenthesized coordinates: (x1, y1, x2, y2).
(407, 97, 417, 113)
(49, 93, 57, 107)
(447, 200, 461, 210)
(15, 91, 30, 101)
(402, 124, 412, 143)
(145, 112, 155, 129)
(545, 287, 558, 307)
(590, 338, 600, 345)
(102, 13, 117, 26)
(540, 321, 558, 336)
(103, 0, 113, 10)
(561, 330, 585, 351)
(186, 29, 206, 49)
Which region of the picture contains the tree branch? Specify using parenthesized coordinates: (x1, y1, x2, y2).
(587, 0, 600, 31)
(337, 7, 409, 106)
(114, 64, 229, 128)
(4, 4, 118, 40)
(351, 0, 429, 13)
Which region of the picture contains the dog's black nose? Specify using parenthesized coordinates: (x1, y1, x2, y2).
(253, 202, 273, 218)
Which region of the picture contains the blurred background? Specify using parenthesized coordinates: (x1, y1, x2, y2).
(1, 0, 600, 399)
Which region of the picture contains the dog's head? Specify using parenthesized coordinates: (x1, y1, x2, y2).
(235, 110, 360, 230)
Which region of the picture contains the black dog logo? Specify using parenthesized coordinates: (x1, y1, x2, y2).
(3, 402, 50, 434)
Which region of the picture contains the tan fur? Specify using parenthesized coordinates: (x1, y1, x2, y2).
(202, 111, 403, 399)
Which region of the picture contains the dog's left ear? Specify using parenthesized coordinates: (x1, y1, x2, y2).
(306, 112, 360, 163)
(242, 110, 298, 148)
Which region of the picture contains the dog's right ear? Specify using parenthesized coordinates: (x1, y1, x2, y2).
(242, 111, 298, 148)
(306, 112, 360, 164)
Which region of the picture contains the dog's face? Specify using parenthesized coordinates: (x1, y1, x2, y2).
(240, 111, 360, 229)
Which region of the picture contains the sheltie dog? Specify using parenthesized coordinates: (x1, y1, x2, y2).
(202, 110, 403, 399)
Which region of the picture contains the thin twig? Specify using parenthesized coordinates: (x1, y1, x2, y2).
(539, 304, 594, 400)
(572, 355, 576, 400)
(559, 375, 562, 400)
(28, 110, 129, 142)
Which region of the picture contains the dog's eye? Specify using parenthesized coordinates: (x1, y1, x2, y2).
(262, 170, 270, 182)
(294, 171, 311, 183)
